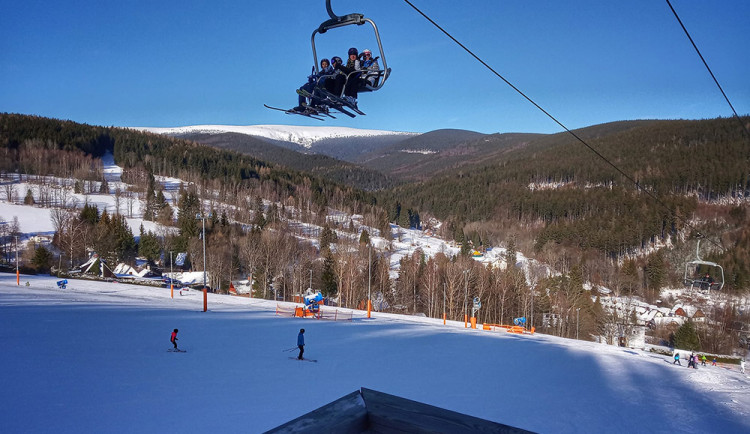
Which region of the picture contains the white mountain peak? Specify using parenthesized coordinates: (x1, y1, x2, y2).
(134, 124, 416, 148)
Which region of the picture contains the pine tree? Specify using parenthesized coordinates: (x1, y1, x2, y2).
(320, 249, 337, 297)
(252, 196, 266, 229)
(24, 188, 35, 205)
(674, 320, 700, 351)
(645, 251, 666, 301)
(138, 225, 161, 263)
(320, 225, 337, 251)
(80, 203, 99, 226)
(359, 229, 370, 246)
(177, 190, 200, 239)
(31, 245, 53, 272)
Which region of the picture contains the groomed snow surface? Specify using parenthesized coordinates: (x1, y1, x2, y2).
(1, 274, 748, 434)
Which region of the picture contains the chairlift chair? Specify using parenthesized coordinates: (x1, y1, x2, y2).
(311, 0, 391, 94)
(683, 239, 724, 291)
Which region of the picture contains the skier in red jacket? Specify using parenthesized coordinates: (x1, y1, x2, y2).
(170, 329, 179, 350)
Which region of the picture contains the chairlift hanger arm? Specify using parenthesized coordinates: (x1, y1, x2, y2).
(319, 0, 365, 32)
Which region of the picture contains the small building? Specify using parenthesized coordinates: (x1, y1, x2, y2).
(691, 309, 706, 323)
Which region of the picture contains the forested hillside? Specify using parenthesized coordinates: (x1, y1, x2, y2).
(377, 117, 750, 291)
(0, 113, 377, 214)
(174, 132, 397, 191)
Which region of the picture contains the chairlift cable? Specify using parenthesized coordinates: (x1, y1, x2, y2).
(402, 0, 726, 252)
(665, 0, 750, 139)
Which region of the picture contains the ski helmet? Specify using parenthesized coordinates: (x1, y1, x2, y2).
(300, 328, 305, 333)
(174, 328, 178, 332)
(331, 56, 342, 65)
(348, 47, 358, 56)
(362, 49, 372, 55)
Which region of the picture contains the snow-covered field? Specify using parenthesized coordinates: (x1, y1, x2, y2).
(1, 274, 748, 433)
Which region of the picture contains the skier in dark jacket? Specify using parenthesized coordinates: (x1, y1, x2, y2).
(170, 328, 179, 350)
(328, 48, 362, 107)
(673, 352, 681, 365)
(297, 328, 305, 360)
(294, 58, 334, 111)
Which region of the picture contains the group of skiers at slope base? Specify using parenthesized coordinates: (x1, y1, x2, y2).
(671, 351, 746, 372)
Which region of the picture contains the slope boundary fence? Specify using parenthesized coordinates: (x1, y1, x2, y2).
(276, 304, 354, 321)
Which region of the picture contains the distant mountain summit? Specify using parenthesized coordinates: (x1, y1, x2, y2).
(136, 124, 417, 149)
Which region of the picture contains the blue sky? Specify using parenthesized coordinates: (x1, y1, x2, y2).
(1, 1, 748, 134)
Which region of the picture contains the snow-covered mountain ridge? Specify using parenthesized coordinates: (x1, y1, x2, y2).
(135, 124, 417, 149)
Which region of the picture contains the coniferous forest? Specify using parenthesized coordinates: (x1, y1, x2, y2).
(1, 112, 749, 354)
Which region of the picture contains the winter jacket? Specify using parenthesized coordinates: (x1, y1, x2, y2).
(310, 65, 334, 83)
(361, 58, 380, 86)
(297, 332, 305, 346)
(336, 59, 361, 79)
(171, 332, 177, 342)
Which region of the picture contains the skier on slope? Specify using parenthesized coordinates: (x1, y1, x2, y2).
(741, 359, 746, 374)
(673, 352, 681, 365)
(297, 328, 305, 360)
(171, 328, 179, 350)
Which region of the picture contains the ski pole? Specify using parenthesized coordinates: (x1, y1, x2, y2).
(282, 347, 297, 352)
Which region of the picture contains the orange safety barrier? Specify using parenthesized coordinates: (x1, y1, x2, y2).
(276, 304, 353, 321)
(275, 304, 297, 316)
(482, 324, 535, 335)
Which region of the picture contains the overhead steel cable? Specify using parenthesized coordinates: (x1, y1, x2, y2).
(402, 0, 725, 252)
(665, 0, 750, 139)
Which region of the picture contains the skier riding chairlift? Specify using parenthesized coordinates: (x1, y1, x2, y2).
(265, 0, 390, 119)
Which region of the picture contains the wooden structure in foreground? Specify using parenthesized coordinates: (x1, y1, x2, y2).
(265, 387, 534, 434)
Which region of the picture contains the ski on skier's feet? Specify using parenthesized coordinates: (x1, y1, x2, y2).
(264, 104, 324, 121)
(315, 88, 366, 116)
(289, 356, 317, 363)
(299, 88, 361, 117)
(168, 348, 187, 352)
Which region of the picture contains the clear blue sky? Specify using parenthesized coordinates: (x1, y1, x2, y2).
(1, 1, 748, 134)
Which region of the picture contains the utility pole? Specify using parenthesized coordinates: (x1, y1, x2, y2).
(463, 270, 469, 328)
(530, 286, 535, 331)
(170, 251, 174, 299)
(196, 213, 210, 312)
(15, 235, 19, 286)
(443, 282, 446, 325)
(576, 307, 581, 340)
(367, 243, 372, 318)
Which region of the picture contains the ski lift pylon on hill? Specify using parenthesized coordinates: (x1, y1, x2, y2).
(683, 239, 724, 291)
